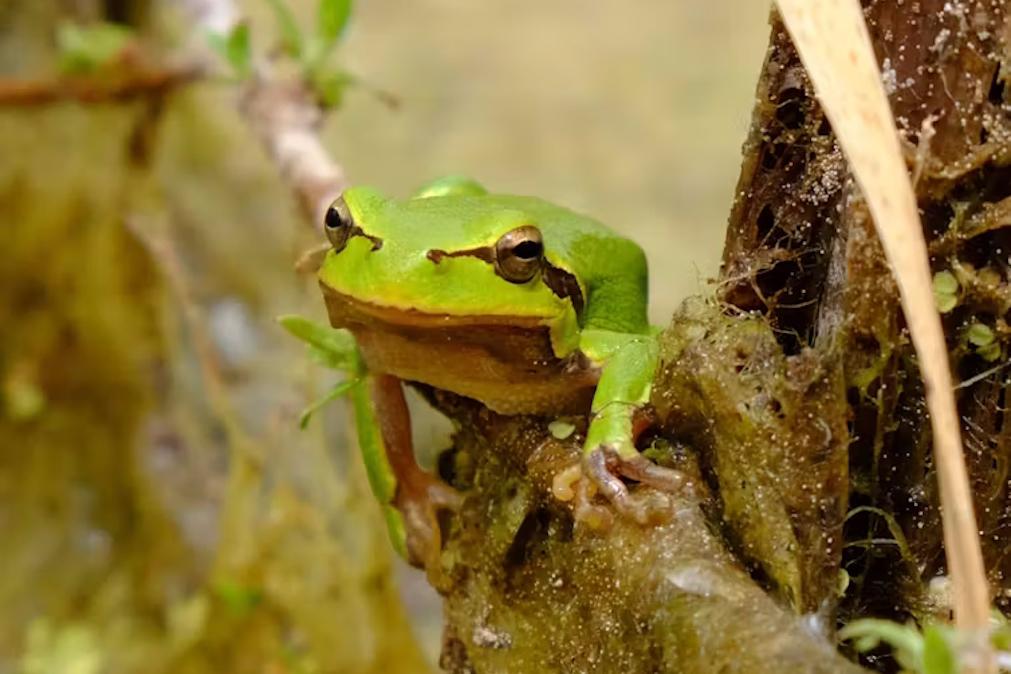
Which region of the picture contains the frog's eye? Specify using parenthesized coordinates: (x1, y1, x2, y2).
(494, 226, 544, 283)
(324, 197, 354, 251)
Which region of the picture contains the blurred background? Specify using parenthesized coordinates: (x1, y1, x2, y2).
(0, 1, 769, 672)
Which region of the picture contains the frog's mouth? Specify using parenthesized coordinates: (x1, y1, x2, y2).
(319, 282, 549, 332)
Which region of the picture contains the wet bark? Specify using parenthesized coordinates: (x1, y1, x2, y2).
(719, 0, 1011, 629)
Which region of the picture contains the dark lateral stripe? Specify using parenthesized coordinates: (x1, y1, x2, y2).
(542, 263, 584, 316)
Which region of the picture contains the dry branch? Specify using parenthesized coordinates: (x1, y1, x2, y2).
(181, 0, 348, 225)
(0, 65, 199, 106)
(238, 79, 348, 226)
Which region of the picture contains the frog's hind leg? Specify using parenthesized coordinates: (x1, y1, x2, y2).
(370, 374, 461, 577)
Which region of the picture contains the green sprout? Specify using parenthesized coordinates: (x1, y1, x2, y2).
(965, 322, 1001, 362)
(207, 22, 252, 79)
(208, 0, 358, 108)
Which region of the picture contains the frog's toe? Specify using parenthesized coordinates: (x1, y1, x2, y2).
(426, 479, 464, 511)
(399, 497, 438, 567)
(578, 446, 688, 526)
(396, 477, 462, 584)
(612, 453, 690, 492)
(583, 448, 653, 525)
(573, 475, 615, 530)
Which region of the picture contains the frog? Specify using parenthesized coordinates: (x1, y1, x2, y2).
(313, 175, 687, 575)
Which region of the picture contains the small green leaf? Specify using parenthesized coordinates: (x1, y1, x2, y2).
(56, 21, 133, 74)
(921, 625, 957, 674)
(226, 23, 252, 77)
(964, 320, 1001, 360)
(318, 0, 353, 46)
(277, 315, 360, 371)
(933, 270, 959, 295)
(548, 420, 576, 440)
(935, 293, 958, 314)
(299, 379, 356, 428)
(966, 322, 995, 347)
(209, 23, 252, 78)
(265, 0, 304, 57)
(978, 341, 1001, 362)
(932, 270, 959, 313)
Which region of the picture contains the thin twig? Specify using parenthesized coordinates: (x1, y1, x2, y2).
(955, 361, 1011, 391)
(0, 65, 200, 106)
(181, 0, 349, 228)
(774, 0, 993, 671)
(238, 78, 348, 226)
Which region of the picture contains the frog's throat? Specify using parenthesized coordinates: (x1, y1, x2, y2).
(319, 282, 597, 415)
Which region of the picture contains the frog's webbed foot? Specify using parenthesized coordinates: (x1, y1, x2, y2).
(554, 445, 691, 529)
(584, 447, 688, 525)
(396, 476, 463, 582)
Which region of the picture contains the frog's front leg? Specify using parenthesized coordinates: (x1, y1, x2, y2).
(569, 331, 690, 526)
(352, 372, 461, 576)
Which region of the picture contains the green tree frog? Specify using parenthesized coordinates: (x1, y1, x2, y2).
(313, 176, 685, 573)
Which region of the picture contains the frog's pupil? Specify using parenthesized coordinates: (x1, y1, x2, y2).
(325, 206, 345, 229)
(513, 241, 542, 260)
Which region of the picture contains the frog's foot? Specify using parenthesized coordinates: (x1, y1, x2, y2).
(396, 475, 463, 580)
(560, 447, 689, 528)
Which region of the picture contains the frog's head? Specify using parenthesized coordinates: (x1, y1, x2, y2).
(317, 186, 585, 356)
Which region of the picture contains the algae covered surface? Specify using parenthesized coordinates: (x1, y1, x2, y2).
(719, 0, 1011, 637)
(431, 374, 862, 674)
(653, 298, 849, 614)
